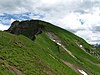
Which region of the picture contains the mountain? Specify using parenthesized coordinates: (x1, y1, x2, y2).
(0, 20, 100, 75)
(94, 44, 100, 51)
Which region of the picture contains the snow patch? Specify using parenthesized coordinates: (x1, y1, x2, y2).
(57, 42, 61, 46)
(52, 39, 56, 42)
(78, 69, 88, 75)
(80, 45, 83, 48)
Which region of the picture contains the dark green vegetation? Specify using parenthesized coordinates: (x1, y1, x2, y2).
(95, 44, 100, 51)
(0, 20, 100, 75)
(97, 47, 100, 51)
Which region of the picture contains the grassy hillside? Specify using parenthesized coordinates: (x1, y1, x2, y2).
(0, 20, 100, 75)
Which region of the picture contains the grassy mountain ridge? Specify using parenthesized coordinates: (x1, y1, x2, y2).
(0, 20, 100, 75)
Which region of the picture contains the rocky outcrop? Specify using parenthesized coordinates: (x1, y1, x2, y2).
(6, 20, 44, 40)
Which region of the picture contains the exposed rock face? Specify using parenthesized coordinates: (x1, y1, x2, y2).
(6, 20, 44, 40)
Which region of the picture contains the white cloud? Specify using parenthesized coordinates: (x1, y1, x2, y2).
(0, 24, 10, 31)
(76, 30, 100, 44)
(41, 0, 59, 4)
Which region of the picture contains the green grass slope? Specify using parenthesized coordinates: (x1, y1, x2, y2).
(0, 20, 100, 75)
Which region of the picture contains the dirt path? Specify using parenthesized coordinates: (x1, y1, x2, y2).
(3, 62, 24, 75)
(61, 59, 88, 75)
(7, 65, 24, 75)
(60, 59, 80, 74)
(47, 32, 77, 59)
(85, 59, 100, 67)
(47, 32, 85, 64)
(0, 57, 24, 75)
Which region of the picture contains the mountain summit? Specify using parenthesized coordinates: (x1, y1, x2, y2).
(0, 20, 100, 75)
(6, 20, 44, 40)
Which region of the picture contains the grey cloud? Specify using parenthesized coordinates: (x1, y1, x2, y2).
(68, 28, 86, 33)
(80, 0, 93, 9)
(67, 29, 77, 33)
(90, 39, 100, 44)
(92, 25, 100, 33)
(0, 0, 100, 15)
(74, 0, 100, 14)
(94, 26, 100, 32)
(0, 0, 39, 13)
(0, 0, 22, 11)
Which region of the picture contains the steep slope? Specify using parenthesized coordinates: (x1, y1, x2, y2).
(0, 20, 100, 75)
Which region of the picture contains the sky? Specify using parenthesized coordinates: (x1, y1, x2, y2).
(0, 0, 100, 44)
